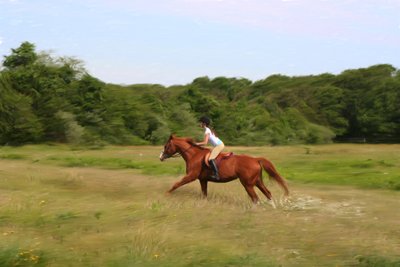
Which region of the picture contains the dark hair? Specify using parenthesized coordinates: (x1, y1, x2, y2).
(198, 116, 211, 126)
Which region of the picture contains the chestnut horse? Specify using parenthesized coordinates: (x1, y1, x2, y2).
(160, 135, 289, 203)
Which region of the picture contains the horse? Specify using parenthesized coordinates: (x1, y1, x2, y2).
(159, 135, 289, 204)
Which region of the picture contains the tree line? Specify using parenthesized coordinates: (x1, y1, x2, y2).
(1, 42, 399, 146)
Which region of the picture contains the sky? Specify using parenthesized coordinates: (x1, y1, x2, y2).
(1, 0, 399, 86)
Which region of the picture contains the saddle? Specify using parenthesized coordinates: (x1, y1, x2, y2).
(205, 152, 234, 167)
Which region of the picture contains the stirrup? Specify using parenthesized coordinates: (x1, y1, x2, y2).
(211, 173, 220, 180)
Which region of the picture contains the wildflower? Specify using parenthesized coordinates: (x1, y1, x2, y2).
(31, 255, 40, 262)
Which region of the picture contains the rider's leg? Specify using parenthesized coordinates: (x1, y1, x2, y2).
(209, 159, 219, 180)
(209, 144, 224, 180)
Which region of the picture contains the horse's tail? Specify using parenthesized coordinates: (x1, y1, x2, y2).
(258, 158, 289, 196)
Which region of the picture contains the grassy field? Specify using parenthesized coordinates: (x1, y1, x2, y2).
(0, 144, 399, 266)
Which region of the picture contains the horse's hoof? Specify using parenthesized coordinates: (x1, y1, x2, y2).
(268, 199, 277, 209)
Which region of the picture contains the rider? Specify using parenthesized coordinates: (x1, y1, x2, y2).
(196, 116, 224, 180)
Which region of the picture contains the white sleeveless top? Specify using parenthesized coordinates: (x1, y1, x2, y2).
(205, 127, 223, 147)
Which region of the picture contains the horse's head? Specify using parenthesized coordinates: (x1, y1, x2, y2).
(159, 134, 178, 161)
(160, 135, 200, 161)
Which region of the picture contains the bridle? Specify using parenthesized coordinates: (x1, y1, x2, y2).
(160, 140, 193, 160)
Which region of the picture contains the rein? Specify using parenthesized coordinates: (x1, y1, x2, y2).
(163, 143, 193, 159)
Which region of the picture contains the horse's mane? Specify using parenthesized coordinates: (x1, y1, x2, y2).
(181, 137, 208, 150)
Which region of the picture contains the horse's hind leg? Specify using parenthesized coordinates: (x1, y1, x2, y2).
(239, 172, 260, 203)
(256, 179, 272, 200)
(242, 185, 260, 204)
(256, 180, 276, 209)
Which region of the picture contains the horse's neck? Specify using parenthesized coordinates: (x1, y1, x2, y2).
(176, 141, 207, 162)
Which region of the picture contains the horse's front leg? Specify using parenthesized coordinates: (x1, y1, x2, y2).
(199, 179, 208, 198)
(167, 174, 197, 194)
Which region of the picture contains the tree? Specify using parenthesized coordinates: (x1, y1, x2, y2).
(0, 73, 43, 144)
(3, 42, 38, 69)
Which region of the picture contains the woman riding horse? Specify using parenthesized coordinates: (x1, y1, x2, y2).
(196, 116, 224, 180)
(160, 135, 289, 204)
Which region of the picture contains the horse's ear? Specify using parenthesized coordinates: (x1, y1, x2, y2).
(169, 134, 176, 140)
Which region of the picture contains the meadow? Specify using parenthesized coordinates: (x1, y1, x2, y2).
(0, 144, 399, 266)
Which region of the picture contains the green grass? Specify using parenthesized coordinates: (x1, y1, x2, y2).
(0, 144, 399, 266)
(43, 155, 183, 176)
(355, 255, 400, 267)
(0, 246, 47, 267)
(270, 144, 400, 191)
(0, 153, 27, 160)
(1, 143, 399, 190)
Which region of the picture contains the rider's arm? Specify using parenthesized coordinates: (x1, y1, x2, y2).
(196, 133, 209, 146)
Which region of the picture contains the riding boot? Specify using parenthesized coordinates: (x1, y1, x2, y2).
(209, 159, 220, 180)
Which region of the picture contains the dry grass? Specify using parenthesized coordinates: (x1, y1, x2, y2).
(0, 144, 399, 266)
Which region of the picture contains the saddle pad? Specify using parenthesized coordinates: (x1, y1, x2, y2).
(205, 152, 234, 167)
